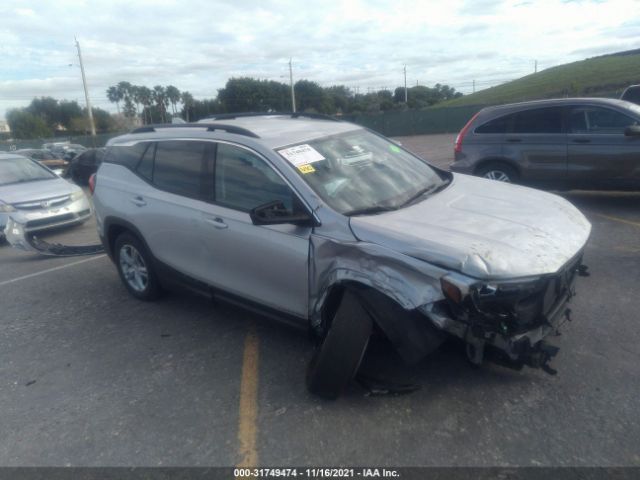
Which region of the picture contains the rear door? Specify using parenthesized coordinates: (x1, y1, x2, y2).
(503, 106, 567, 186)
(567, 105, 640, 189)
(198, 142, 311, 318)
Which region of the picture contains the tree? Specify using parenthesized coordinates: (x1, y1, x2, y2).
(152, 85, 168, 123)
(6, 109, 52, 139)
(26, 97, 60, 129)
(106, 86, 123, 114)
(294, 80, 331, 113)
(136, 86, 153, 124)
(165, 85, 181, 115)
(57, 100, 83, 129)
(180, 91, 194, 121)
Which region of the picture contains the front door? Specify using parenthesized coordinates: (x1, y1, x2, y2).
(199, 142, 311, 319)
(567, 105, 640, 189)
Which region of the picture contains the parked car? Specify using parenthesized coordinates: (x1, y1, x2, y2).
(0, 153, 92, 239)
(620, 85, 640, 105)
(65, 148, 105, 185)
(43, 142, 88, 162)
(92, 114, 590, 398)
(451, 98, 640, 190)
(15, 149, 69, 175)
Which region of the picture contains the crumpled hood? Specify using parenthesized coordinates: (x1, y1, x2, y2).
(349, 174, 591, 279)
(0, 178, 77, 205)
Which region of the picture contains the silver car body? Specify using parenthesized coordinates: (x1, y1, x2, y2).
(0, 153, 91, 238)
(93, 116, 591, 367)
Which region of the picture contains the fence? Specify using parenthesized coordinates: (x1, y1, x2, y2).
(343, 104, 483, 137)
(1, 105, 483, 150)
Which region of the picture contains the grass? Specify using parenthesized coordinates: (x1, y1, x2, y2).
(437, 49, 640, 108)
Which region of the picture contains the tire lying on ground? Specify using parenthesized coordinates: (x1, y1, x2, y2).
(306, 290, 373, 399)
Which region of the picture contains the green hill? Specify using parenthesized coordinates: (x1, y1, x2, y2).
(439, 49, 640, 108)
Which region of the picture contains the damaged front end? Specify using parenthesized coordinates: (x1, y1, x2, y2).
(423, 253, 588, 374)
(3, 216, 104, 256)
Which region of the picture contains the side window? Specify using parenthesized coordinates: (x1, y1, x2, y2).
(136, 143, 155, 181)
(153, 141, 208, 199)
(475, 114, 511, 134)
(105, 143, 148, 169)
(215, 143, 293, 212)
(513, 107, 563, 134)
(570, 107, 637, 134)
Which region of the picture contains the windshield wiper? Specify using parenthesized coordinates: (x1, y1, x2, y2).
(344, 205, 397, 217)
(399, 179, 450, 208)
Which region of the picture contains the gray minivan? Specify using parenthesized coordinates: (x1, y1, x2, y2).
(451, 98, 640, 190)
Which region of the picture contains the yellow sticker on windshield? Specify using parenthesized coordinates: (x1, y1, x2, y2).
(298, 164, 316, 174)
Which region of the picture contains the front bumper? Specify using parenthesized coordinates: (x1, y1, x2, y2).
(1, 197, 92, 236)
(422, 254, 584, 372)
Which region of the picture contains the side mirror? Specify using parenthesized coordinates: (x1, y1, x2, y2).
(250, 200, 317, 227)
(624, 125, 640, 137)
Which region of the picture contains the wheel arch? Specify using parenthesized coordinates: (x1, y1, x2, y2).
(103, 216, 153, 261)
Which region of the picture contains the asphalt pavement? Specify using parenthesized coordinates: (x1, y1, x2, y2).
(0, 136, 639, 467)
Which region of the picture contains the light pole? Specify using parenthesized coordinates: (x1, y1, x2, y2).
(403, 65, 408, 104)
(289, 57, 296, 113)
(74, 37, 96, 139)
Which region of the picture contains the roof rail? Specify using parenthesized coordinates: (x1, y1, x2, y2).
(130, 123, 260, 138)
(201, 111, 340, 122)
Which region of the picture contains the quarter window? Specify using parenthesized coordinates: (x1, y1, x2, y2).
(475, 114, 511, 134)
(214, 143, 293, 212)
(153, 141, 208, 199)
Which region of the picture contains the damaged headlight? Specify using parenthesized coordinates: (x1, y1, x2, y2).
(0, 201, 16, 213)
(70, 190, 85, 202)
(440, 273, 549, 335)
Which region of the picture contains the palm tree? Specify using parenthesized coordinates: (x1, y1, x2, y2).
(137, 86, 153, 124)
(181, 91, 194, 122)
(106, 85, 123, 114)
(165, 85, 181, 116)
(153, 85, 168, 123)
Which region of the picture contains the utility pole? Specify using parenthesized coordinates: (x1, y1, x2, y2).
(403, 65, 408, 103)
(75, 37, 96, 139)
(289, 57, 296, 113)
(473, 79, 476, 93)
(534, 60, 538, 73)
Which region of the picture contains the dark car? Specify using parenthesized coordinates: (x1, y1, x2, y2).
(15, 149, 69, 175)
(451, 98, 640, 190)
(65, 148, 105, 185)
(621, 85, 640, 105)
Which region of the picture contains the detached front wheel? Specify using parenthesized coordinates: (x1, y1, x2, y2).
(114, 233, 162, 301)
(306, 291, 373, 400)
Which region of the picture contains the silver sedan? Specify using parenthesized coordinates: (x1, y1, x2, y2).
(0, 153, 91, 238)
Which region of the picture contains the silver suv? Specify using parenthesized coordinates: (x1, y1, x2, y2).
(93, 113, 591, 398)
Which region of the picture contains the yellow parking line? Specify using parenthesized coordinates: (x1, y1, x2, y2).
(594, 213, 640, 229)
(236, 324, 259, 468)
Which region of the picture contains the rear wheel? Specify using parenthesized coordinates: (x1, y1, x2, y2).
(306, 290, 373, 399)
(476, 162, 518, 183)
(114, 233, 162, 301)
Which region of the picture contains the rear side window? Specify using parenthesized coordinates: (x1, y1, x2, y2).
(622, 87, 640, 104)
(136, 143, 155, 181)
(475, 114, 511, 134)
(512, 107, 563, 134)
(153, 141, 208, 199)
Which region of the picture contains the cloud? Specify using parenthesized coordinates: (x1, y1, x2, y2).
(0, 0, 639, 116)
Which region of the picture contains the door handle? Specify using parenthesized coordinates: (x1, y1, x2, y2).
(204, 217, 228, 229)
(130, 196, 147, 207)
(572, 138, 591, 143)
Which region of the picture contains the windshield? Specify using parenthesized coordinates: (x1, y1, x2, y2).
(277, 130, 447, 215)
(0, 156, 56, 186)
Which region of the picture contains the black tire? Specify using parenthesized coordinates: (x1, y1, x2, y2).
(114, 232, 163, 301)
(476, 162, 518, 183)
(306, 291, 373, 399)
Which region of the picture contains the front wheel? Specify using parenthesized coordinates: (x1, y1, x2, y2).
(476, 163, 518, 183)
(114, 233, 163, 301)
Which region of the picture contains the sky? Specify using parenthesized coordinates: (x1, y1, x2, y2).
(1, 0, 639, 119)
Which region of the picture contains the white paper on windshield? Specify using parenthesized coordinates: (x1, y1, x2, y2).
(278, 144, 325, 167)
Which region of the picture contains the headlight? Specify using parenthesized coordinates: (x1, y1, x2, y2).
(70, 190, 85, 202)
(0, 202, 16, 213)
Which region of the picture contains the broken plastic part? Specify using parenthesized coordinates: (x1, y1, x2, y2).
(4, 216, 104, 257)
